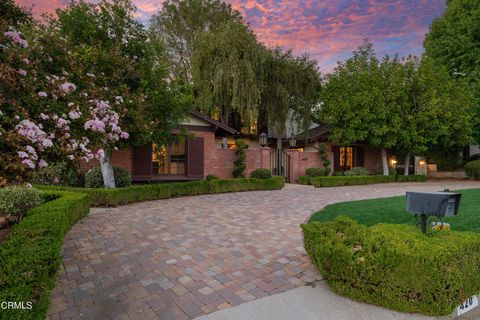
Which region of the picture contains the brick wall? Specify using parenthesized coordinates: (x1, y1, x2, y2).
(78, 149, 132, 173)
(287, 149, 334, 183)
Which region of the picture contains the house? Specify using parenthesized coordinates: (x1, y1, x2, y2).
(79, 111, 271, 182)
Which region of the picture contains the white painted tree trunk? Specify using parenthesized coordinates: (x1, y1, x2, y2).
(404, 153, 410, 176)
(381, 148, 389, 176)
(100, 152, 116, 188)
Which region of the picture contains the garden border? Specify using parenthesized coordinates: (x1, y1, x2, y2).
(298, 175, 427, 187)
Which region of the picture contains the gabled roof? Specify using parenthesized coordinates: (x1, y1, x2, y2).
(190, 111, 238, 135)
(294, 124, 331, 142)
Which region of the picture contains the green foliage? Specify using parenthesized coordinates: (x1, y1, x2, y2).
(0, 191, 90, 320)
(307, 175, 426, 187)
(310, 188, 480, 233)
(0, 186, 43, 221)
(205, 174, 219, 181)
(305, 167, 329, 177)
(302, 217, 480, 316)
(250, 168, 272, 179)
(233, 139, 247, 178)
(0, 0, 31, 26)
(465, 160, 480, 180)
(33, 162, 78, 187)
(344, 167, 369, 176)
(38, 177, 285, 207)
(149, 0, 243, 80)
(84, 166, 131, 188)
(297, 176, 311, 185)
(317, 143, 331, 174)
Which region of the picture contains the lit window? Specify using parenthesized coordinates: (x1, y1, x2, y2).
(340, 147, 353, 170)
(152, 141, 186, 175)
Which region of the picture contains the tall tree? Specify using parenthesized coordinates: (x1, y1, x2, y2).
(424, 0, 480, 143)
(319, 41, 402, 175)
(191, 21, 262, 130)
(260, 47, 320, 150)
(150, 0, 243, 80)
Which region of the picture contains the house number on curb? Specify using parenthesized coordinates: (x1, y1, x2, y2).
(457, 295, 479, 316)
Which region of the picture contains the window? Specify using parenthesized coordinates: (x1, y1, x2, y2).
(152, 141, 186, 175)
(340, 147, 353, 170)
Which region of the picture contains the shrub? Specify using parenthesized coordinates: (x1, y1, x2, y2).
(302, 217, 480, 316)
(205, 174, 219, 181)
(250, 168, 272, 179)
(0, 185, 44, 222)
(39, 176, 285, 207)
(0, 191, 90, 320)
(84, 166, 132, 188)
(33, 162, 78, 186)
(298, 176, 311, 185)
(465, 160, 480, 180)
(468, 153, 480, 162)
(305, 167, 329, 177)
(344, 167, 369, 176)
(310, 175, 395, 187)
(317, 143, 331, 175)
(233, 139, 247, 178)
(395, 175, 427, 182)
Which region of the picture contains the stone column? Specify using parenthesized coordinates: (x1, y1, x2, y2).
(286, 149, 300, 183)
(260, 147, 271, 170)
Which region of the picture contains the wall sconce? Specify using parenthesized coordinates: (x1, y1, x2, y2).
(419, 160, 426, 166)
(392, 159, 397, 167)
(289, 134, 297, 148)
(259, 132, 268, 147)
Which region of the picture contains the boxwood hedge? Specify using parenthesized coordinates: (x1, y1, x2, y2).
(302, 217, 480, 316)
(38, 176, 285, 207)
(0, 191, 90, 320)
(297, 174, 427, 187)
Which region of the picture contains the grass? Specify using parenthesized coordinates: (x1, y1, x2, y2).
(309, 188, 480, 233)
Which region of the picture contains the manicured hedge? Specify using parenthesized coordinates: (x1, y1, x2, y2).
(38, 176, 285, 207)
(302, 217, 480, 316)
(297, 175, 427, 187)
(0, 191, 90, 320)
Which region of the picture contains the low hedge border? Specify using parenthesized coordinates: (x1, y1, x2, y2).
(38, 176, 285, 207)
(302, 217, 480, 316)
(298, 174, 427, 187)
(0, 190, 90, 320)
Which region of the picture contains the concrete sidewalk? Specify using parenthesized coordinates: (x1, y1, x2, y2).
(194, 281, 441, 320)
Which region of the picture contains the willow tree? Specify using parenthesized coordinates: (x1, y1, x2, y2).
(150, 0, 243, 80)
(191, 21, 262, 130)
(259, 47, 321, 149)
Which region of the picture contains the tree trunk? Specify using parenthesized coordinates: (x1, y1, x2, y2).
(276, 134, 282, 150)
(404, 153, 410, 176)
(381, 148, 389, 176)
(100, 152, 116, 188)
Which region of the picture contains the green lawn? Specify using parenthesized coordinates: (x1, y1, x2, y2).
(309, 188, 480, 233)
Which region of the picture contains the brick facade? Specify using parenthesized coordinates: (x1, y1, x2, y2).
(78, 149, 132, 173)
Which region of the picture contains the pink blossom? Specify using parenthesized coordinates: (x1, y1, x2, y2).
(84, 119, 106, 133)
(96, 149, 105, 159)
(17, 151, 28, 159)
(120, 131, 129, 139)
(59, 82, 76, 94)
(26, 145, 36, 155)
(21, 159, 35, 169)
(39, 159, 48, 168)
(23, 58, 30, 65)
(40, 113, 49, 120)
(38, 92, 48, 98)
(68, 109, 82, 120)
(67, 155, 74, 160)
(17, 69, 27, 77)
(42, 139, 53, 148)
(4, 31, 28, 48)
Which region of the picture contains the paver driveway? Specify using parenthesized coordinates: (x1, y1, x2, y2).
(47, 181, 479, 320)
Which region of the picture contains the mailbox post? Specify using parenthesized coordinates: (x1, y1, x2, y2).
(406, 191, 461, 234)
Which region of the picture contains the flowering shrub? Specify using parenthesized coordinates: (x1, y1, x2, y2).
(84, 166, 131, 188)
(33, 162, 78, 187)
(0, 185, 44, 222)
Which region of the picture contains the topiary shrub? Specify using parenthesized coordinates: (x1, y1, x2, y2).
(250, 168, 272, 179)
(0, 185, 44, 223)
(344, 166, 369, 176)
(317, 143, 331, 175)
(306, 167, 329, 177)
(205, 174, 219, 181)
(465, 160, 480, 180)
(84, 166, 132, 188)
(233, 139, 247, 178)
(302, 217, 480, 316)
(33, 162, 78, 186)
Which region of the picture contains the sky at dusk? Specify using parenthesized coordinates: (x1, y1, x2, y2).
(16, 0, 446, 72)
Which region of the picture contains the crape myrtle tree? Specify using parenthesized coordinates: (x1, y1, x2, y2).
(0, 0, 191, 187)
(424, 0, 480, 145)
(319, 41, 402, 176)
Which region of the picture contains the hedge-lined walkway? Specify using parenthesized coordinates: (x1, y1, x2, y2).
(47, 181, 479, 320)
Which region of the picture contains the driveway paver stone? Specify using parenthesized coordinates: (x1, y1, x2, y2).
(46, 181, 479, 319)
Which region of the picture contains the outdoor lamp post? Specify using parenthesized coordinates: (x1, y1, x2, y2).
(289, 134, 297, 148)
(259, 132, 268, 147)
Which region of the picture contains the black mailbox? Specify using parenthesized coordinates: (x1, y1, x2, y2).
(406, 191, 461, 217)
